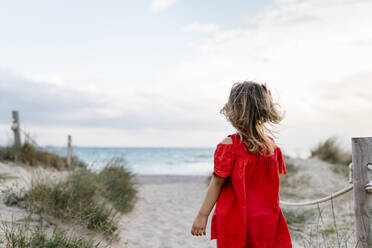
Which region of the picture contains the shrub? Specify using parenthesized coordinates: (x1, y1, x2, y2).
(98, 159, 137, 213)
(5, 160, 137, 238)
(310, 137, 352, 166)
(70, 155, 88, 169)
(13, 169, 118, 237)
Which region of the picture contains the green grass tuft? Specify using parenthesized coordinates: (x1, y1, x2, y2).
(0, 173, 17, 181)
(1, 221, 104, 248)
(98, 159, 137, 213)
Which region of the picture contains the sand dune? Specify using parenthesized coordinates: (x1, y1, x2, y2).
(0, 162, 69, 224)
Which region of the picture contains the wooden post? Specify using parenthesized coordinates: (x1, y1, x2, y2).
(67, 135, 72, 167)
(11, 111, 22, 148)
(353, 137, 372, 248)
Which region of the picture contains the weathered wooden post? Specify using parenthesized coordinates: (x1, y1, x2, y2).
(11, 111, 22, 148)
(67, 135, 72, 167)
(353, 137, 372, 247)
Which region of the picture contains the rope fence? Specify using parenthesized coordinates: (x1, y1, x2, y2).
(279, 184, 354, 207)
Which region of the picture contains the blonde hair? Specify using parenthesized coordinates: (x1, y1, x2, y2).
(220, 81, 284, 156)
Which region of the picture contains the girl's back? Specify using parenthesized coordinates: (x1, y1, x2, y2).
(211, 133, 291, 247)
(191, 81, 292, 248)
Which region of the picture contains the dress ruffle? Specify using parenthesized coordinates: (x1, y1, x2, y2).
(213, 143, 235, 178)
(277, 147, 287, 175)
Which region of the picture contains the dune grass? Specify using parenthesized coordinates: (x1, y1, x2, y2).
(1, 221, 104, 248)
(4, 159, 136, 239)
(311, 137, 352, 166)
(310, 137, 352, 178)
(19, 169, 118, 237)
(0, 143, 86, 170)
(0, 173, 17, 181)
(98, 159, 137, 213)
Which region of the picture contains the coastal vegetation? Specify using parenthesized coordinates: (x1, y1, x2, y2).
(1, 142, 136, 246)
(98, 159, 137, 213)
(1, 221, 104, 248)
(310, 136, 352, 177)
(0, 142, 86, 170)
(0, 172, 16, 181)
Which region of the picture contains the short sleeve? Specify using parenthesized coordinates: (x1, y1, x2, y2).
(213, 143, 235, 178)
(277, 147, 287, 175)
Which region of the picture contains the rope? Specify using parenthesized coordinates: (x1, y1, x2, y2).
(279, 184, 353, 206)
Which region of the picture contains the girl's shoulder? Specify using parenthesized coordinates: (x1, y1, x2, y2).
(216, 133, 239, 147)
(219, 136, 233, 145)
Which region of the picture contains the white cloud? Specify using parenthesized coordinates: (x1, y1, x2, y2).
(151, 0, 178, 13)
(2, 0, 372, 151)
(183, 22, 219, 33)
(151, 0, 372, 152)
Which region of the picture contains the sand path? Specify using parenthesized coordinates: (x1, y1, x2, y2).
(115, 175, 216, 248)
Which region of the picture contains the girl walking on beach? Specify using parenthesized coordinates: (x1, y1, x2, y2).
(191, 81, 292, 248)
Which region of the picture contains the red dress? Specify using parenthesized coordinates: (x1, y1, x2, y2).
(211, 133, 292, 248)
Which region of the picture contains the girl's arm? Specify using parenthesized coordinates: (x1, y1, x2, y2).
(190, 174, 226, 236)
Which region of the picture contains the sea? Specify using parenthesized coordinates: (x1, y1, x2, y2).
(50, 146, 215, 176)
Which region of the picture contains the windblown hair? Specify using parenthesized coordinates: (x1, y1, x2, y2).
(220, 81, 284, 156)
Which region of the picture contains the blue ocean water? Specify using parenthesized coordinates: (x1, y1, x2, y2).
(50, 146, 215, 176)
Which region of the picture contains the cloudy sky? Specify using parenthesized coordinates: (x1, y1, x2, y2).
(0, 0, 371, 156)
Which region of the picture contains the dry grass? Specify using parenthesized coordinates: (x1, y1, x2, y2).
(310, 137, 352, 178)
(0, 173, 17, 181)
(293, 201, 356, 248)
(0, 143, 86, 170)
(282, 208, 315, 226)
(1, 220, 104, 248)
(311, 137, 352, 166)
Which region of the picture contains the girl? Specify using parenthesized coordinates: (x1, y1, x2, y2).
(191, 81, 292, 248)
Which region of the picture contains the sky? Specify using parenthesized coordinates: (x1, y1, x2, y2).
(0, 0, 372, 157)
